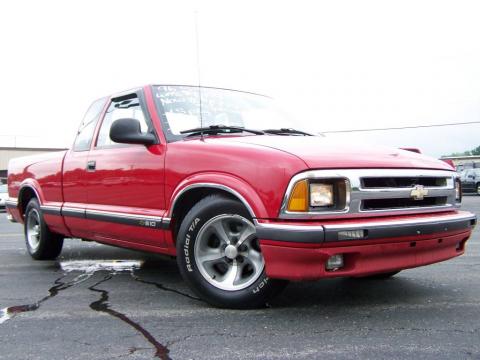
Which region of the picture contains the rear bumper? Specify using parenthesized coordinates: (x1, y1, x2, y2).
(257, 211, 476, 281)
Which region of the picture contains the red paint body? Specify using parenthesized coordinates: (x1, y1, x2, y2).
(6, 85, 475, 280)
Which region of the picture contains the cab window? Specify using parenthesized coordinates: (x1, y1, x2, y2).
(73, 97, 107, 151)
(96, 94, 150, 148)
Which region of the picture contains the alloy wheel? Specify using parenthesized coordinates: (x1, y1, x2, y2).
(194, 214, 264, 291)
(26, 209, 41, 252)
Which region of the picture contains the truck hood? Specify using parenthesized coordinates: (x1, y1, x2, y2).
(211, 136, 453, 171)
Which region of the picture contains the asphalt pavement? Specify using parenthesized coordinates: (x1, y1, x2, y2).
(0, 197, 479, 360)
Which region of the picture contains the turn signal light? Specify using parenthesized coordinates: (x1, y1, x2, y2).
(287, 179, 309, 212)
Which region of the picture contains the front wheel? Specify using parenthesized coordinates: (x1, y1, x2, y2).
(24, 198, 64, 260)
(176, 195, 287, 308)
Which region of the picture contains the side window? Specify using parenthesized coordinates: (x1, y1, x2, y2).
(73, 98, 107, 151)
(96, 94, 150, 148)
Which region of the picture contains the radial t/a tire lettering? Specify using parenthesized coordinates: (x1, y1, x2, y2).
(176, 194, 287, 309)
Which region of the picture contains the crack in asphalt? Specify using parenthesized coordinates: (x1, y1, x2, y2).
(131, 272, 201, 301)
(0, 274, 91, 324)
(88, 275, 172, 360)
(0, 262, 203, 360)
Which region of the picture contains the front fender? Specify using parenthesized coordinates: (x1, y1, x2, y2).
(167, 172, 268, 219)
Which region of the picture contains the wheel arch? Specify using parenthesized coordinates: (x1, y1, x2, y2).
(167, 178, 267, 242)
(18, 182, 43, 218)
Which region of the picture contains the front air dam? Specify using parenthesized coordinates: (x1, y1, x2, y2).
(260, 230, 471, 281)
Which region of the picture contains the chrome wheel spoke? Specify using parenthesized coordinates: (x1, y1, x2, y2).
(211, 220, 231, 244)
(199, 249, 225, 265)
(235, 225, 256, 248)
(245, 249, 264, 273)
(221, 260, 240, 287)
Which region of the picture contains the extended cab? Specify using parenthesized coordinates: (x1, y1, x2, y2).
(6, 85, 477, 308)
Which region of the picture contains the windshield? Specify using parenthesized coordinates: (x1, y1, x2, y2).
(154, 85, 296, 138)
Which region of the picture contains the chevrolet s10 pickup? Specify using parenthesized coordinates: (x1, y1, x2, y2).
(5, 85, 477, 308)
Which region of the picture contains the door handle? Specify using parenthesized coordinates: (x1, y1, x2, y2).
(86, 160, 96, 172)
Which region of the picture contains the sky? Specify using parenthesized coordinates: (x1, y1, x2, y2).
(0, 0, 479, 157)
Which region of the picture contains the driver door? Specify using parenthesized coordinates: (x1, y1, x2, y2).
(84, 91, 168, 248)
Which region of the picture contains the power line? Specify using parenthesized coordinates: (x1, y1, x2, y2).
(320, 120, 480, 134)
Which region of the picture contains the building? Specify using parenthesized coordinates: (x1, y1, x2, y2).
(0, 147, 66, 183)
(440, 155, 480, 172)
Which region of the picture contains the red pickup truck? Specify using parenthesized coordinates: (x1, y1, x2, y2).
(5, 85, 477, 308)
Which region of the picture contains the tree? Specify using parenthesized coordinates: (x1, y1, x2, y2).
(471, 146, 480, 156)
(444, 146, 479, 157)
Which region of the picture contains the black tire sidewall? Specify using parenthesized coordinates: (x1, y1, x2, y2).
(176, 195, 281, 308)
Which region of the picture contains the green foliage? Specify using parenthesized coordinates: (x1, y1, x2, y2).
(444, 146, 480, 157)
(471, 146, 480, 156)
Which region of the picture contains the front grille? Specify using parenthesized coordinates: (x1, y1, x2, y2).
(359, 172, 453, 213)
(362, 196, 448, 211)
(362, 177, 448, 188)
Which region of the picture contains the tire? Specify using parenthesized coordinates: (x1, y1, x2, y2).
(24, 198, 64, 260)
(176, 194, 287, 308)
(358, 271, 401, 279)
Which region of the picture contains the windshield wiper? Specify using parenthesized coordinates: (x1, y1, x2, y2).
(263, 128, 313, 136)
(180, 125, 265, 137)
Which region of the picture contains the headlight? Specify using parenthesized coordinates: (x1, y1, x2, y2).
(286, 178, 349, 212)
(310, 183, 334, 207)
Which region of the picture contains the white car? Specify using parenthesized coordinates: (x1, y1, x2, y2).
(0, 184, 7, 210)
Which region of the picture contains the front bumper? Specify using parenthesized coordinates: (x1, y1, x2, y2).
(257, 211, 476, 281)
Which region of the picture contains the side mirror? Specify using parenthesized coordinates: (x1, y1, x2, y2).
(110, 118, 156, 146)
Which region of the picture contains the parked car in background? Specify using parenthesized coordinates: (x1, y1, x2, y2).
(0, 184, 7, 210)
(460, 168, 480, 195)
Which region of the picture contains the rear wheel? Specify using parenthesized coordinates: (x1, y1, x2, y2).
(24, 198, 64, 260)
(176, 194, 287, 308)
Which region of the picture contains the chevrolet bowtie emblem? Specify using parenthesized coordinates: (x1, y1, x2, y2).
(410, 185, 428, 200)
